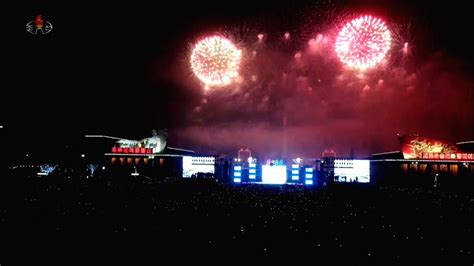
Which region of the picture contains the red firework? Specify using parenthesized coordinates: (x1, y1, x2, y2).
(335, 15, 391, 70)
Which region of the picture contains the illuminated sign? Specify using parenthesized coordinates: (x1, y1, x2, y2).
(399, 135, 459, 159)
(304, 167, 314, 185)
(266, 159, 285, 166)
(233, 163, 242, 183)
(421, 153, 474, 161)
(182, 156, 215, 178)
(113, 131, 167, 154)
(111, 147, 153, 154)
(249, 161, 257, 179)
(334, 159, 370, 183)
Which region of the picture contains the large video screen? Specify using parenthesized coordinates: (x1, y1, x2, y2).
(334, 159, 370, 183)
(261, 165, 287, 184)
(182, 156, 215, 178)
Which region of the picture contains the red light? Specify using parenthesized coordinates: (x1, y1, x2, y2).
(112, 147, 117, 153)
(135, 148, 140, 153)
(117, 148, 123, 153)
(140, 148, 146, 154)
(124, 148, 129, 153)
(146, 148, 152, 154)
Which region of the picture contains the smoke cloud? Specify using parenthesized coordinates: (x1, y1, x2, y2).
(166, 14, 473, 159)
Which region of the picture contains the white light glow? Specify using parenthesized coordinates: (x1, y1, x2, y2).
(334, 159, 370, 183)
(182, 156, 215, 178)
(261, 165, 287, 184)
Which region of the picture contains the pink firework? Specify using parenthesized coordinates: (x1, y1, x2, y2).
(335, 15, 391, 70)
(190, 36, 242, 87)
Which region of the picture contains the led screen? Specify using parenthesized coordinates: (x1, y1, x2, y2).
(334, 159, 370, 183)
(182, 156, 215, 178)
(261, 165, 287, 184)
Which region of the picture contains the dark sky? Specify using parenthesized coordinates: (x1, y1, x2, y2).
(4, 0, 474, 158)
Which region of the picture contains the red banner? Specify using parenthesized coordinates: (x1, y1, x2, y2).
(399, 135, 459, 159)
(111, 147, 153, 154)
(421, 153, 474, 161)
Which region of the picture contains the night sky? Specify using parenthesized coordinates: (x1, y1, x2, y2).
(5, 0, 474, 158)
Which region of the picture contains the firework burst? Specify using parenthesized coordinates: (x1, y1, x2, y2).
(190, 36, 242, 87)
(335, 15, 391, 70)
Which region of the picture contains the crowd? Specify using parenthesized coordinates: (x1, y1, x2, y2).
(5, 168, 473, 263)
